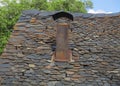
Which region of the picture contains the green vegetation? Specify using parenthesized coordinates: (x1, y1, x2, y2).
(47, 0, 93, 12)
(0, 0, 93, 55)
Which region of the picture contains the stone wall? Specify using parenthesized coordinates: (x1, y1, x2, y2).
(0, 10, 120, 86)
(11, 10, 120, 58)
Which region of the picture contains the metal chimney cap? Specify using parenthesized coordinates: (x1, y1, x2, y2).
(52, 11, 74, 21)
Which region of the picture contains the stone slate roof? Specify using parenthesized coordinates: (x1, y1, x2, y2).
(0, 10, 120, 86)
(19, 9, 120, 22)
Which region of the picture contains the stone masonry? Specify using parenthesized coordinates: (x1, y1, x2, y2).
(0, 10, 120, 86)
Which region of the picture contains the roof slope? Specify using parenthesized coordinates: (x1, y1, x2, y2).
(0, 10, 120, 85)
